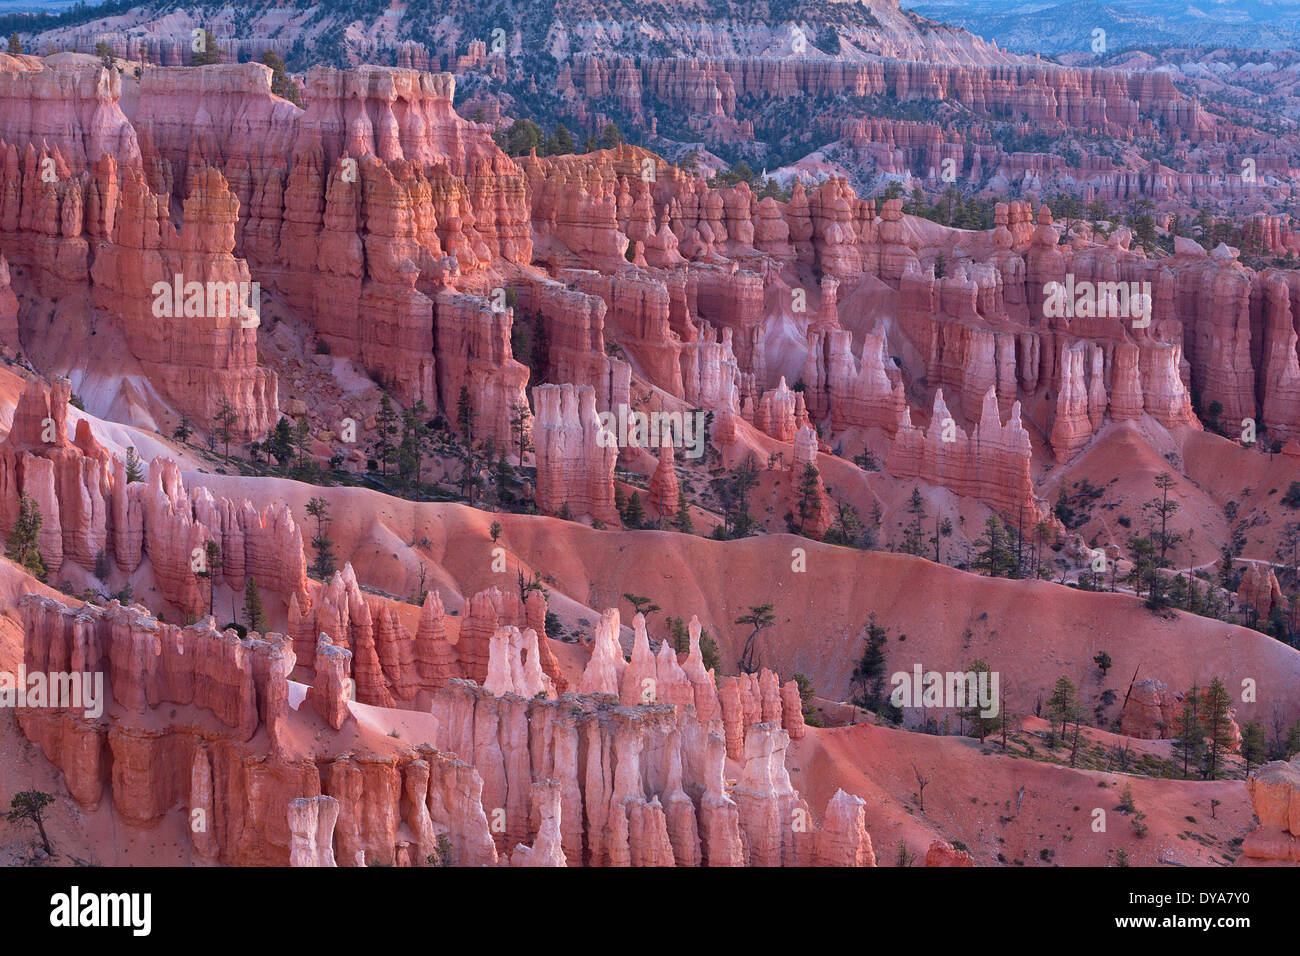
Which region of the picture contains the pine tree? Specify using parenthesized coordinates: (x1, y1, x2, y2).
(191, 29, 222, 66)
(305, 497, 336, 580)
(552, 123, 575, 154)
(510, 403, 532, 465)
(624, 491, 646, 529)
(1145, 472, 1182, 565)
(456, 385, 475, 441)
(1171, 683, 1205, 779)
(622, 593, 660, 621)
(199, 540, 222, 617)
(1126, 535, 1159, 600)
(973, 515, 1014, 577)
(1284, 720, 1300, 758)
(1046, 675, 1080, 749)
(397, 401, 430, 496)
(1201, 677, 1233, 780)
(8, 33, 23, 55)
(958, 659, 998, 743)
(5, 494, 46, 581)
(372, 395, 399, 476)
(850, 614, 890, 712)
(172, 414, 194, 444)
(494, 448, 514, 507)
(125, 446, 145, 483)
(1240, 721, 1267, 774)
(672, 488, 694, 533)
(900, 486, 927, 556)
(1093, 651, 1112, 680)
(264, 417, 295, 469)
(795, 463, 823, 535)
(7, 790, 54, 856)
(243, 577, 266, 634)
(729, 456, 759, 537)
(215, 397, 238, 464)
(261, 50, 303, 106)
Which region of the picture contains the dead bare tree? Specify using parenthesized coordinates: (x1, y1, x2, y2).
(912, 763, 931, 812)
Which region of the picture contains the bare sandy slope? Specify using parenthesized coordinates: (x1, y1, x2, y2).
(792, 718, 1252, 867)
(1050, 419, 1300, 567)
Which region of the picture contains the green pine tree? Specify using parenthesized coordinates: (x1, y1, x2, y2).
(5, 494, 46, 581)
(125, 446, 145, 483)
(958, 659, 998, 742)
(850, 614, 891, 713)
(973, 515, 1015, 577)
(1171, 683, 1205, 779)
(795, 463, 824, 536)
(900, 487, 928, 556)
(243, 577, 266, 634)
(305, 497, 336, 580)
(1201, 677, 1233, 780)
(1240, 721, 1267, 775)
(215, 397, 238, 464)
(191, 29, 222, 66)
(372, 394, 399, 476)
(1046, 675, 1080, 749)
(624, 491, 646, 529)
(672, 488, 694, 533)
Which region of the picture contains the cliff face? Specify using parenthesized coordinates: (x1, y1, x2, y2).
(90, 165, 278, 439)
(0, 56, 534, 438)
(20, 590, 874, 868)
(531, 383, 619, 523)
(887, 387, 1046, 523)
(2, 38, 1297, 531)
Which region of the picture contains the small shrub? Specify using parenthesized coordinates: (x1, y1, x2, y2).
(1282, 482, 1300, 509)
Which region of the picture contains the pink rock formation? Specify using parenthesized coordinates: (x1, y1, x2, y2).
(926, 840, 975, 866)
(90, 165, 277, 439)
(1119, 677, 1180, 739)
(648, 440, 680, 519)
(0, 253, 18, 348)
(789, 425, 832, 539)
(887, 387, 1046, 524)
(414, 591, 459, 689)
(579, 607, 628, 696)
(531, 383, 618, 523)
(138, 606, 813, 868)
(288, 796, 340, 867)
(307, 635, 353, 731)
(1243, 756, 1300, 862)
(1238, 565, 1284, 620)
(821, 327, 907, 436)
